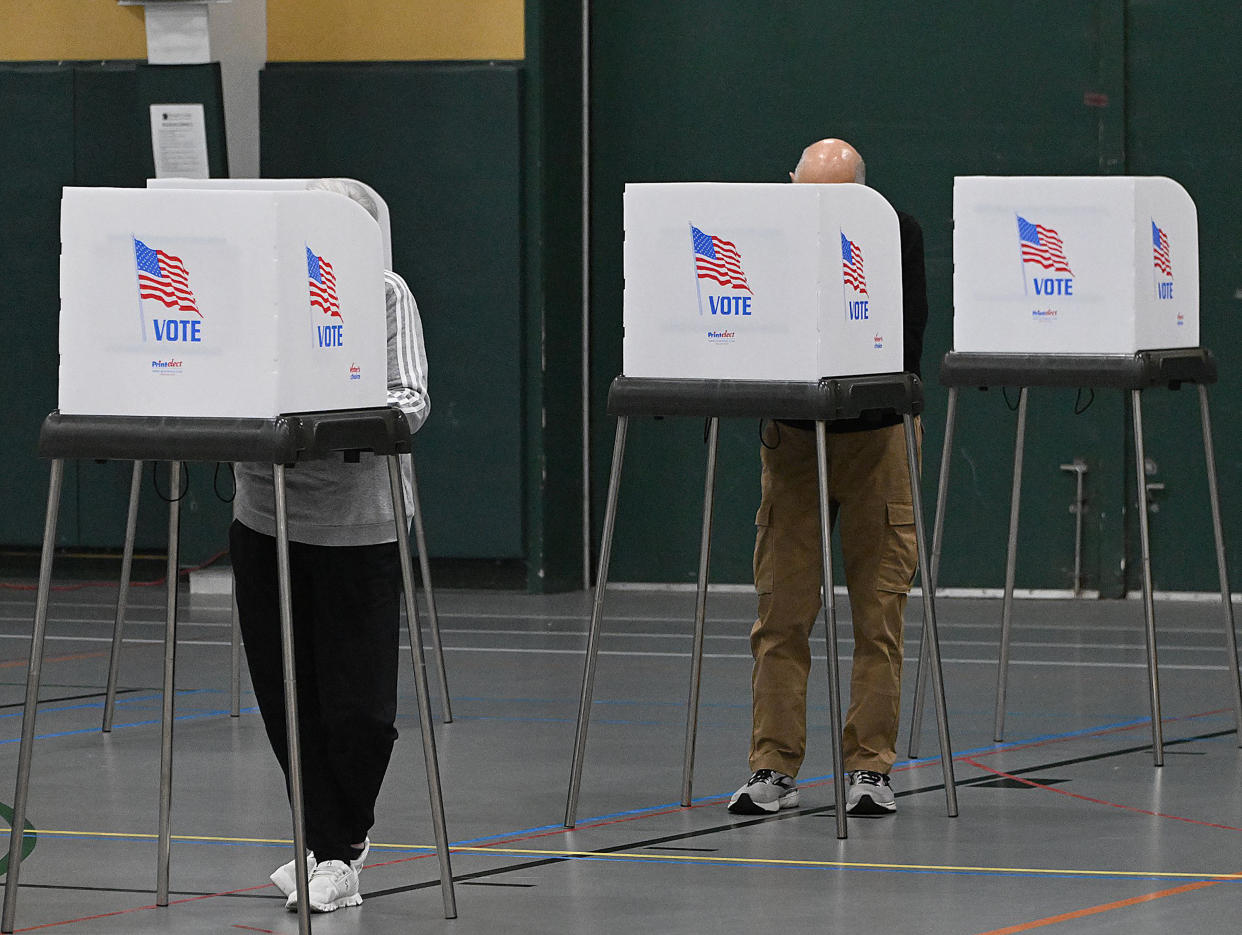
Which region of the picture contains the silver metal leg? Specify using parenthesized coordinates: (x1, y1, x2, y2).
(156, 462, 182, 906)
(904, 416, 958, 817)
(681, 417, 719, 807)
(815, 423, 848, 839)
(1198, 385, 1242, 741)
(230, 594, 241, 718)
(1, 459, 65, 934)
(387, 456, 457, 919)
(409, 454, 452, 724)
(994, 387, 1029, 742)
(103, 460, 143, 732)
(1132, 391, 1164, 765)
(273, 464, 313, 934)
(909, 387, 957, 757)
(565, 416, 628, 828)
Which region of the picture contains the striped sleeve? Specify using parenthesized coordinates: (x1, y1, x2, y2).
(384, 269, 430, 433)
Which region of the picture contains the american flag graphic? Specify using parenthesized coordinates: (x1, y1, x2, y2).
(840, 232, 867, 295)
(307, 245, 341, 319)
(1017, 216, 1073, 275)
(1152, 221, 1172, 278)
(691, 226, 752, 293)
(134, 239, 200, 316)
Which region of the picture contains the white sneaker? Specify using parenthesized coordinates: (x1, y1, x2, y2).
(285, 859, 362, 913)
(727, 768, 799, 815)
(270, 851, 315, 898)
(271, 837, 369, 898)
(846, 769, 896, 815)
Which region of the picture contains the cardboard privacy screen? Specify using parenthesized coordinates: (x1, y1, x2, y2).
(953, 176, 1198, 354)
(623, 182, 904, 381)
(59, 186, 387, 418)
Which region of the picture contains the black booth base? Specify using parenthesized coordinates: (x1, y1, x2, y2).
(939, 348, 1217, 389)
(606, 373, 923, 420)
(37, 408, 412, 464)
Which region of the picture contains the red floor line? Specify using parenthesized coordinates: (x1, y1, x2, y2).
(970, 878, 1229, 935)
(0, 652, 107, 671)
(961, 756, 1242, 832)
(12, 882, 276, 932)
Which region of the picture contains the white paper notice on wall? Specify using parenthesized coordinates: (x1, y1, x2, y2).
(143, 2, 212, 65)
(150, 105, 210, 179)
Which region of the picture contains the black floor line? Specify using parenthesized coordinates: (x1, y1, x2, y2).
(365, 726, 1239, 900)
(0, 688, 143, 711)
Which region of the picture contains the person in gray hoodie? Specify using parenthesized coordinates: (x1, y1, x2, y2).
(230, 179, 429, 914)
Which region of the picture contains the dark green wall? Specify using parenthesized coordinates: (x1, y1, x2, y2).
(0, 62, 231, 565)
(1124, 1, 1242, 591)
(585, 1, 1241, 591)
(260, 47, 586, 591)
(523, 1, 587, 592)
(260, 62, 528, 564)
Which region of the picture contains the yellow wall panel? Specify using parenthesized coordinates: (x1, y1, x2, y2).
(0, 0, 146, 61)
(268, 0, 524, 61)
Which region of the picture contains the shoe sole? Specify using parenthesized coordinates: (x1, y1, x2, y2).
(727, 790, 799, 815)
(286, 893, 363, 913)
(845, 794, 896, 816)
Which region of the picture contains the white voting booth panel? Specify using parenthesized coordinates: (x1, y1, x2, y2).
(953, 176, 1199, 354)
(59, 187, 387, 418)
(623, 182, 903, 380)
(146, 177, 394, 270)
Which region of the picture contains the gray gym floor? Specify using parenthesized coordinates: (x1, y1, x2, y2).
(0, 579, 1239, 933)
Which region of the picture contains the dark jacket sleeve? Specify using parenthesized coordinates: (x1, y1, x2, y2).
(898, 211, 929, 379)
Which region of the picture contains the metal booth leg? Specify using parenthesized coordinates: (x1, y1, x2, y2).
(230, 594, 242, 718)
(1, 459, 65, 934)
(565, 416, 628, 828)
(814, 422, 849, 839)
(409, 454, 453, 724)
(1131, 392, 1164, 765)
(903, 416, 958, 817)
(1198, 385, 1242, 739)
(103, 460, 143, 732)
(681, 417, 720, 806)
(994, 387, 1029, 742)
(910, 386, 958, 757)
(387, 456, 457, 919)
(273, 465, 313, 934)
(155, 462, 183, 906)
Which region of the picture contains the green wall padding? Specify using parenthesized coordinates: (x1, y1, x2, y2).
(261, 62, 524, 558)
(1, 62, 231, 566)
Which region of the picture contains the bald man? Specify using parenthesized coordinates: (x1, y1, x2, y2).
(728, 139, 928, 817)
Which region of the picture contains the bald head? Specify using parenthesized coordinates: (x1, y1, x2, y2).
(790, 138, 865, 185)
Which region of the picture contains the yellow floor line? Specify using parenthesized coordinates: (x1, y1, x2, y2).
(21, 829, 1242, 882)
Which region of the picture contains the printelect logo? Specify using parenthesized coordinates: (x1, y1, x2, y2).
(151, 358, 184, 373)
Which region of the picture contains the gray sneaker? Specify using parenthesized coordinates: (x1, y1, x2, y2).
(727, 768, 799, 814)
(846, 769, 896, 815)
(285, 859, 362, 913)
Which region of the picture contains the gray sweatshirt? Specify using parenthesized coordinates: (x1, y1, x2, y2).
(232, 270, 430, 546)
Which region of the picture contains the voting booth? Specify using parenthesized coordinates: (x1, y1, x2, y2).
(623, 182, 904, 379)
(953, 176, 1198, 354)
(4, 185, 456, 934)
(567, 183, 957, 840)
(59, 186, 386, 418)
(905, 176, 1240, 770)
(77, 180, 452, 730)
